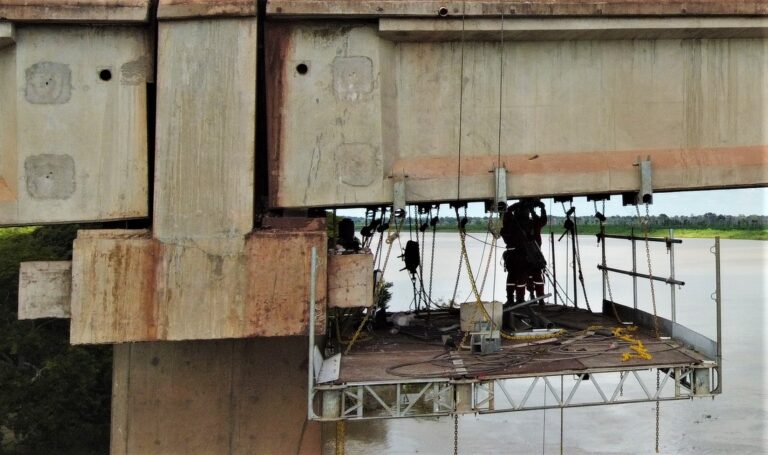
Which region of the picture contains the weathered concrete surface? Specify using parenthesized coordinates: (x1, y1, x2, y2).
(70, 230, 157, 344)
(0, 25, 150, 225)
(18, 261, 71, 319)
(69, 225, 327, 344)
(267, 0, 768, 17)
(0, 22, 14, 49)
(0, 0, 150, 22)
(111, 338, 321, 455)
(267, 21, 768, 208)
(158, 0, 257, 19)
(379, 17, 768, 41)
(154, 17, 257, 239)
(328, 252, 373, 308)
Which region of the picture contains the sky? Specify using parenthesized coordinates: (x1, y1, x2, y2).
(337, 187, 768, 218)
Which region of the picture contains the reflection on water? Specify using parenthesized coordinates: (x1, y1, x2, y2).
(323, 234, 767, 454)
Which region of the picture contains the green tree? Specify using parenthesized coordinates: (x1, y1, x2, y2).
(0, 226, 111, 454)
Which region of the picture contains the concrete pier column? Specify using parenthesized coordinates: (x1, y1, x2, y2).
(111, 337, 321, 454)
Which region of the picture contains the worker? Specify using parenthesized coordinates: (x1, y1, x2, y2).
(500, 201, 532, 305)
(336, 218, 361, 252)
(526, 199, 548, 302)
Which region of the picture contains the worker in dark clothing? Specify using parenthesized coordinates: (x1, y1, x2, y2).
(501, 202, 532, 305)
(336, 218, 361, 252)
(526, 200, 548, 301)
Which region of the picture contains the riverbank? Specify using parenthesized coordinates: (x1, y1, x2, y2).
(407, 226, 767, 240)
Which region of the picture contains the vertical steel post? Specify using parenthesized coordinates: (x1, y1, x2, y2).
(714, 237, 722, 392)
(669, 229, 676, 323)
(601, 225, 606, 304)
(571, 210, 577, 308)
(631, 228, 638, 310)
(308, 247, 318, 420)
(551, 231, 557, 306)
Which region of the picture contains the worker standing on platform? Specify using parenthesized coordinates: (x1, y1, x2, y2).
(527, 199, 548, 302)
(501, 202, 531, 305)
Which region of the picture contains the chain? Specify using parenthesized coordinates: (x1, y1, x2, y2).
(458, 225, 563, 342)
(336, 420, 345, 455)
(655, 370, 661, 453)
(345, 214, 403, 354)
(428, 207, 438, 305)
(477, 212, 498, 296)
(419, 209, 426, 310)
(453, 413, 459, 455)
(450, 208, 467, 308)
(637, 204, 661, 338)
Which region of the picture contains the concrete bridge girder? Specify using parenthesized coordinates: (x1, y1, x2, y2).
(268, 19, 768, 208)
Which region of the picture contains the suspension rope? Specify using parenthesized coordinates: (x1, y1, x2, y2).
(345, 211, 404, 354)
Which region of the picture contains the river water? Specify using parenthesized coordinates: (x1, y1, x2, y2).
(323, 233, 767, 454)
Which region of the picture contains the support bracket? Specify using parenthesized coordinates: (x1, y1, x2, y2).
(492, 167, 507, 213)
(638, 157, 653, 204)
(393, 177, 406, 217)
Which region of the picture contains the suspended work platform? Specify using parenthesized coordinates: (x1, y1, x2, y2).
(310, 302, 720, 421)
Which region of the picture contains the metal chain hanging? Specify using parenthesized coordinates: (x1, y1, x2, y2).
(345, 211, 404, 354)
(636, 203, 661, 338)
(453, 413, 459, 455)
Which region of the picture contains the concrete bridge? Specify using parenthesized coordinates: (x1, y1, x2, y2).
(2, 1, 766, 453)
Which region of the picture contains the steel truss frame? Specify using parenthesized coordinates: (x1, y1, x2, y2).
(310, 363, 719, 421)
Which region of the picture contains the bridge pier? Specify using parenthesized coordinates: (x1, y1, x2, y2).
(111, 337, 321, 455)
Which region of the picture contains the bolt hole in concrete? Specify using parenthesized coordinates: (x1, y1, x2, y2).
(438, 6, 449, 16)
(99, 69, 112, 81)
(296, 63, 308, 75)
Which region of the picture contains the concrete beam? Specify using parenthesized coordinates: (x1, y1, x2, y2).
(267, 1, 768, 18)
(379, 17, 768, 41)
(0, 25, 151, 226)
(18, 261, 71, 319)
(267, 22, 768, 208)
(158, 0, 257, 19)
(153, 17, 256, 239)
(0, 0, 150, 23)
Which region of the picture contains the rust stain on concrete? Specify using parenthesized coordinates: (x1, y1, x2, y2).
(391, 145, 768, 179)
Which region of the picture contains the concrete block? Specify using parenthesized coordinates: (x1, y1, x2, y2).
(328, 252, 373, 308)
(111, 338, 321, 455)
(154, 18, 257, 239)
(69, 224, 328, 344)
(18, 261, 71, 319)
(0, 22, 15, 49)
(0, 25, 151, 225)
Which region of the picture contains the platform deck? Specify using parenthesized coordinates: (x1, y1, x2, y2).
(337, 305, 708, 384)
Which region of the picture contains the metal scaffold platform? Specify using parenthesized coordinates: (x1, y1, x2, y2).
(307, 234, 723, 423)
(310, 303, 719, 421)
